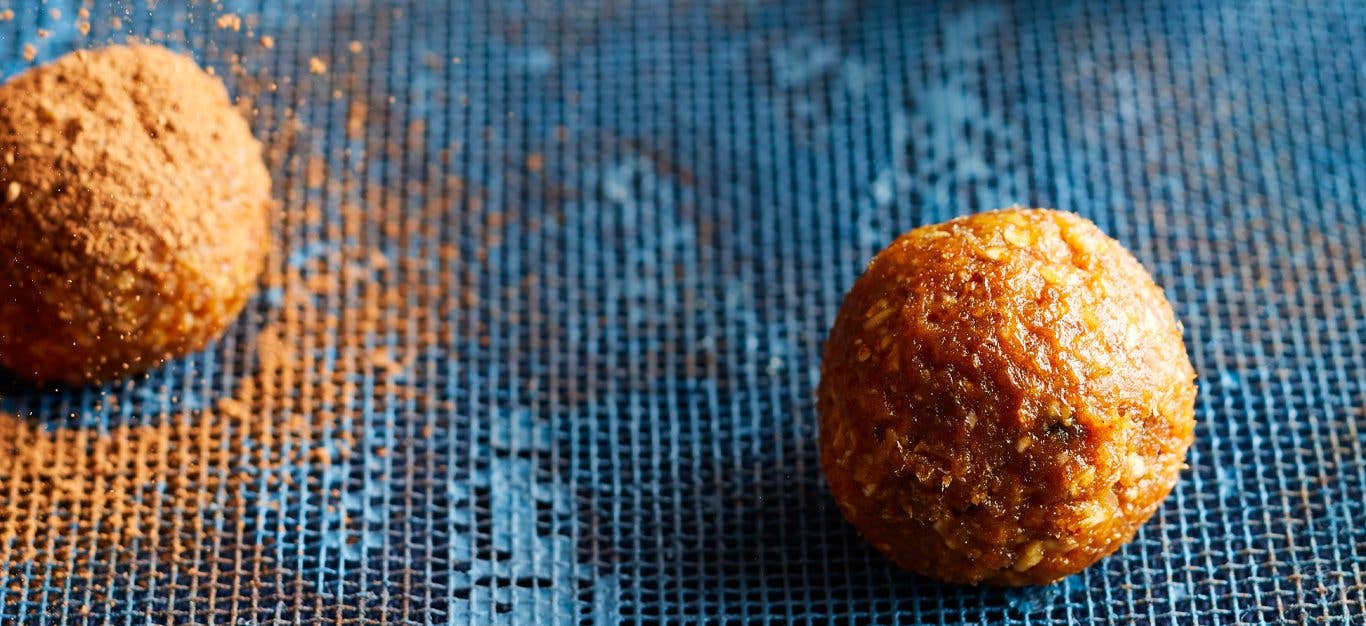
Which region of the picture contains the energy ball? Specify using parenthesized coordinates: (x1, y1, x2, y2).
(818, 208, 1195, 585)
(0, 45, 270, 384)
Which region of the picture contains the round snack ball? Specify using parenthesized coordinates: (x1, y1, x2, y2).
(818, 208, 1195, 585)
(0, 45, 270, 384)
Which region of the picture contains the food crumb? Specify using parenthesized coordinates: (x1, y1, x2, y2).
(0, 10, 13, 21)
(260, 35, 275, 49)
(79, 8, 90, 19)
(309, 57, 327, 74)
(49, 8, 60, 20)
(525, 153, 544, 173)
(216, 13, 242, 31)
(368, 249, 389, 270)
(37, 29, 51, 39)
(305, 157, 326, 188)
(77, 21, 91, 36)
(348, 40, 363, 54)
(110, 17, 122, 29)
(22, 45, 36, 62)
(216, 397, 249, 420)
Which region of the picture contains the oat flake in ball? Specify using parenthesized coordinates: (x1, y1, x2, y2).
(0, 45, 270, 384)
(818, 208, 1196, 585)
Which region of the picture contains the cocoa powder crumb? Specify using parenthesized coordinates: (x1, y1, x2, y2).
(22, 44, 36, 61)
(309, 57, 327, 74)
(216, 13, 243, 31)
(260, 35, 275, 49)
(216, 397, 249, 420)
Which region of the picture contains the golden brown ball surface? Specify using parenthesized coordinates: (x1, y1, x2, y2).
(818, 208, 1196, 586)
(0, 45, 270, 384)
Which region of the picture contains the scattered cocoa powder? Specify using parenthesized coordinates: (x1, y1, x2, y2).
(0, 229, 434, 612)
(0, 6, 493, 616)
(216, 13, 242, 32)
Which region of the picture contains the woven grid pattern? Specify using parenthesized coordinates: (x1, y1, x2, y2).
(1, 0, 1364, 623)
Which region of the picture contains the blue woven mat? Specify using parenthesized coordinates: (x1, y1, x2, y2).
(1, 0, 1363, 623)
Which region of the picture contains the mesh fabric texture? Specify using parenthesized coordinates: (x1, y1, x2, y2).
(0, 1, 1363, 623)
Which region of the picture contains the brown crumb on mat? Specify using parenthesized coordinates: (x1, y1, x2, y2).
(216, 13, 242, 31)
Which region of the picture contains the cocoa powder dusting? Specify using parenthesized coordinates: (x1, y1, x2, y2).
(0, 6, 481, 617)
(0, 234, 427, 613)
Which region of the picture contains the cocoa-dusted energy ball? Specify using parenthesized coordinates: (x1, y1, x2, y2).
(818, 208, 1195, 585)
(0, 45, 270, 384)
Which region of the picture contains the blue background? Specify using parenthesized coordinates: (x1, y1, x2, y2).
(1, 1, 1363, 623)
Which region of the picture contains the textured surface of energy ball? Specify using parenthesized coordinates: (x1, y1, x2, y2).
(0, 45, 270, 384)
(818, 208, 1196, 586)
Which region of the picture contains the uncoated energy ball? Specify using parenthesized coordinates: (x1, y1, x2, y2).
(818, 208, 1196, 585)
(0, 45, 270, 384)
